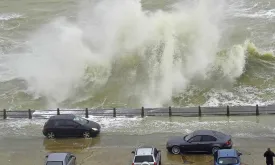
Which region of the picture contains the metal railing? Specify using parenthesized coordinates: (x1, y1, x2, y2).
(1, 104, 275, 119)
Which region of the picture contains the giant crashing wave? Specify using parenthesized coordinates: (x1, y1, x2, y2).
(2, 0, 275, 109)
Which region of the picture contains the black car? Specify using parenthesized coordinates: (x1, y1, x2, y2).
(166, 130, 232, 155)
(42, 114, 101, 139)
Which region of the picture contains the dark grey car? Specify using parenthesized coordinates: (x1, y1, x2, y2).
(42, 114, 101, 139)
(45, 153, 76, 165)
(166, 130, 232, 155)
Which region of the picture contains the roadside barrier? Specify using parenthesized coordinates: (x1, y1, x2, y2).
(1, 104, 274, 119)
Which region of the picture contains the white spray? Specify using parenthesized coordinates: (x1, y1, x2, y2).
(10, 0, 247, 108)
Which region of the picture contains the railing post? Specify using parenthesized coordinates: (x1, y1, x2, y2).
(57, 108, 60, 115)
(85, 108, 89, 118)
(169, 106, 172, 117)
(113, 108, 116, 117)
(198, 106, 201, 117)
(3, 109, 6, 119)
(256, 104, 259, 116)
(226, 105, 230, 116)
(28, 109, 32, 119)
(141, 107, 144, 118)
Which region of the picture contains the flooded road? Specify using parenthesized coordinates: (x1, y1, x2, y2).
(0, 116, 275, 165)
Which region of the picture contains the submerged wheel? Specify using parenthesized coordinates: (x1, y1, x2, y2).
(171, 146, 181, 154)
(47, 132, 55, 139)
(83, 131, 91, 138)
(212, 147, 220, 154)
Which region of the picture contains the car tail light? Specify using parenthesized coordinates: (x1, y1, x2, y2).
(154, 162, 157, 165)
(225, 140, 231, 145)
(132, 163, 134, 165)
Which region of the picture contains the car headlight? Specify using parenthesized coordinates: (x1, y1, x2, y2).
(92, 128, 98, 131)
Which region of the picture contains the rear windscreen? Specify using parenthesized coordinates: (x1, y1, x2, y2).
(46, 161, 63, 165)
(44, 120, 51, 127)
(134, 156, 154, 162)
(214, 132, 227, 139)
(218, 157, 238, 164)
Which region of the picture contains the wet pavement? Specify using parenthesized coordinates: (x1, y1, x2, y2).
(0, 116, 275, 165)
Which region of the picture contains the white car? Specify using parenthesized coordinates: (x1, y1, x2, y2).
(131, 146, 162, 165)
(45, 153, 76, 165)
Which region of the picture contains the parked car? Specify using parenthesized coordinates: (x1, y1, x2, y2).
(43, 114, 101, 139)
(214, 149, 242, 165)
(131, 145, 161, 165)
(45, 152, 76, 165)
(166, 130, 232, 154)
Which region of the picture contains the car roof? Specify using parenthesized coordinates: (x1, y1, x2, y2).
(136, 148, 153, 156)
(193, 130, 226, 137)
(193, 130, 215, 136)
(46, 153, 70, 161)
(218, 149, 238, 157)
(49, 114, 75, 120)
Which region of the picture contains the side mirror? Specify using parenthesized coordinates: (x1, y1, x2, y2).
(131, 151, 135, 154)
(238, 152, 242, 156)
(69, 154, 75, 158)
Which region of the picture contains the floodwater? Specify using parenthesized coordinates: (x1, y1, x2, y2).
(1, 116, 275, 165)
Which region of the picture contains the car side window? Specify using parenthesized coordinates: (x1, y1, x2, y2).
(53, 120, 66, 127)
(188, 135, 202, 142)
(202, 135, 217, 142)
(64, 120, 78, 127)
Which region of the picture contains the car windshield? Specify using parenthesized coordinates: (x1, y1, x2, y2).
(184, 133, 193, 141)
(218, 157, 239, 164)
(73, 116, 88, 125)
(134, 156, 154, 162)
(46, 161, 63, 165)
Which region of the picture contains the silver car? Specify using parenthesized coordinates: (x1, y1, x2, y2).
(131, 146, 161, 165)
(45, 153, 76, 165)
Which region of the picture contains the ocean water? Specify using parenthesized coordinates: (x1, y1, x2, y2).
(1, 0, 275, 110)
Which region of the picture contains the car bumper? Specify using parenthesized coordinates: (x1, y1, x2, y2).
(222, 145, 233, 149)
(42, 130, 47, 136)
(90, 129, 100, 136)
(166, 147, 172, 152)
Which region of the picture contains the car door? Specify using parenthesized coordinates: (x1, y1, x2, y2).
(185, 135, 202, 152)
(53, 120, 67, 137)
(200, 135, 217, 152)
(63, 120, 82, 137)
(153, 148, 160, 165)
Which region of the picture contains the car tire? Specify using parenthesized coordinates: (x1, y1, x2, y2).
(159, 160, 162, 165)
(83, 131, 91, 138)
(46, 132, 55, 139)
(211, 146, 220, 154)
(171, 146, 181, 155)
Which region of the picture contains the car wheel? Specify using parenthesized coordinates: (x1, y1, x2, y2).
(83, 131, 91, 138)
(212, 147, 220, 154)
(171, 146, 181, 154)
(47, 132, 55, 139)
